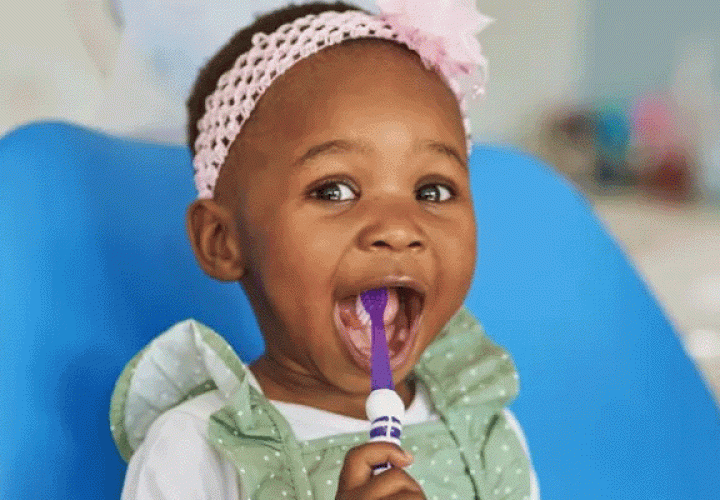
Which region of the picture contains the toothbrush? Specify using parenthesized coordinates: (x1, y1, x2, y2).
(360, 288, 405, 475)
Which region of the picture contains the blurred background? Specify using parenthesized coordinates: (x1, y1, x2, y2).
(1, 0, 719, 406)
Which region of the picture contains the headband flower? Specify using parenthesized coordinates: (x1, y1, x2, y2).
(376, 0, 494, 97)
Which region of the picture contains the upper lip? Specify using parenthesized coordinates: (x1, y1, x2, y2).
(335, 275, 428, 301)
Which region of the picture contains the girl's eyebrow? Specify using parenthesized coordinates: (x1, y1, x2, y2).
(293, 138, 467, 172)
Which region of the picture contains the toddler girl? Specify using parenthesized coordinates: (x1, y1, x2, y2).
(110, 1, 540, 498)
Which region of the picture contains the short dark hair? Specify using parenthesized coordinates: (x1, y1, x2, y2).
(185, 1, 372, 156)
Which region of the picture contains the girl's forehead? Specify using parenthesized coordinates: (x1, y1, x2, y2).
(245, 41, 463, 148)
(276, 41, 449, 100)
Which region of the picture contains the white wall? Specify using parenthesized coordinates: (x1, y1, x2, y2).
(0, 0, 115, 136)
(585, 0, 720, 102)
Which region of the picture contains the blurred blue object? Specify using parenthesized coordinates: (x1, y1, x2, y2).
(595, 104, 630, 154)
(1, 121, 718, 499)
(594, 103, 633, 186)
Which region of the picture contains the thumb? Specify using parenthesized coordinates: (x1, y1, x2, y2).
(339, 443, 413, 490)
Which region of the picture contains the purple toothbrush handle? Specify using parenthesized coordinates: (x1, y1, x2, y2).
(371, 321, 394, 391)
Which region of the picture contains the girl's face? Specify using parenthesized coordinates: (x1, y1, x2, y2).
(219, 41, 476, 402)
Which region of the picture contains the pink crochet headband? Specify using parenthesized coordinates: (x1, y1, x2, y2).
(193, 0, 493, 199)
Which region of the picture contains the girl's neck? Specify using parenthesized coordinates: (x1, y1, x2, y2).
(248, 355, 416, 421)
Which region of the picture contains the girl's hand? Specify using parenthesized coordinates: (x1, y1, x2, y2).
(335, 442, 426, 500)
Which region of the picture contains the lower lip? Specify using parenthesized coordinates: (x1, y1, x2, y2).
(333, 301, 422, 375)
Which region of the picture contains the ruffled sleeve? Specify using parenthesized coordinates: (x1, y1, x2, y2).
(109, 318, 251, 462)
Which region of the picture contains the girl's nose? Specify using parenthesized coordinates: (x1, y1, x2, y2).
(359, 202, 426, 253)
(368, 229, 424, 252)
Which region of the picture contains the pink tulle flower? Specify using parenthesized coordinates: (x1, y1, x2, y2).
(376, 0, 494, 97)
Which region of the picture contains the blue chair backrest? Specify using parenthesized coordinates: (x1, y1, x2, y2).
(1, 121, 718, 499)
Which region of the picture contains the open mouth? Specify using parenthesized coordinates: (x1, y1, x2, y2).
(333, 287, 424, 373)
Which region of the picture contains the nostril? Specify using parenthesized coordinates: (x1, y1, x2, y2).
(370, 240, 422, 249)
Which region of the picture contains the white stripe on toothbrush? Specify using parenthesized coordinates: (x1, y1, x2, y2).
(366, 388, 405, 474)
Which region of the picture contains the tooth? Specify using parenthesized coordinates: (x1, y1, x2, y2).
(383, 287, 399, 326)
(355, 296, 371, 326)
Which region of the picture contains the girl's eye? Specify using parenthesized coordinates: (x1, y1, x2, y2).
(310, 181, 357, 202)
(417, 183, 455, 202)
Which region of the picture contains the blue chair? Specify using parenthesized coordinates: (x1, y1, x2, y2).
(1, 121, 718, 499)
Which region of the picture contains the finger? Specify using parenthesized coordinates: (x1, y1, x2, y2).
(360, 467, 423, 499)
(338, 442, 413, 491)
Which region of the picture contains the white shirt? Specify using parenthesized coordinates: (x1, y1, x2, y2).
(122, 373, 540, 499)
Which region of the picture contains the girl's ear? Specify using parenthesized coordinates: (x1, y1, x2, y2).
(186, 199, 245, 281)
